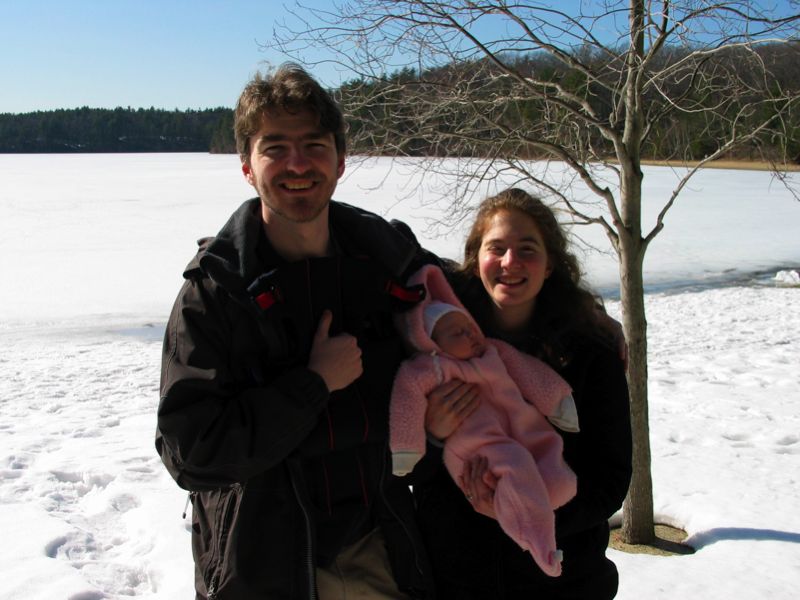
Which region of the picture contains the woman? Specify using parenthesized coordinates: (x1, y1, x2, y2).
(414, 188, 632, 599)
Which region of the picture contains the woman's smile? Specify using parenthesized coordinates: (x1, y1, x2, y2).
(477, 209, 552, 330)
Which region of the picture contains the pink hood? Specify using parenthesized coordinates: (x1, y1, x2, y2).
(398, 265, 485, 355)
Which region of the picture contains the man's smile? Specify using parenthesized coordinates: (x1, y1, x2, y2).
(282, 180, 314, 190)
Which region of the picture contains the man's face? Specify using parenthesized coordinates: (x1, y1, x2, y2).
(242, 108, 345, 225)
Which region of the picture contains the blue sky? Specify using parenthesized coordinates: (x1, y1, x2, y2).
(0, 0, 347, 113)
(1, 0, 796, 114)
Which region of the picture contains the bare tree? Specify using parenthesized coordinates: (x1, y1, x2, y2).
(270, 0, 800, 544)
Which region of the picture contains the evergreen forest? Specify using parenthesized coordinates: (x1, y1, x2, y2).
(0, 107, 235, 154)
(2, 44, 799, 161)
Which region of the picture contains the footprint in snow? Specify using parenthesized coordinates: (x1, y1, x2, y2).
(721, 431, 749, 442)
(66, 591, 106, 600)
(44, 529, 98, 560)
(776, 434, 799, 446)
(109, 493, 140, 513)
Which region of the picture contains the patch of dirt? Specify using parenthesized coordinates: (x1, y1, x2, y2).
(610, 524, 696, 556)
(639, 159, 800, 171)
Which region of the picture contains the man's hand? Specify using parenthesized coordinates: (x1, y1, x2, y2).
(424, 379, 480, 442)
(308, 310, 363, 392)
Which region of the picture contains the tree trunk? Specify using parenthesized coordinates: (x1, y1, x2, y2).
(618, 204, 655, 544)
(617, 0, 655, 545)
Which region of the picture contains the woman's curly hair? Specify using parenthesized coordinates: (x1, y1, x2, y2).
(456, 187, 615, 362)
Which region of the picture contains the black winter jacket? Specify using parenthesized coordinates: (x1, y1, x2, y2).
(413, 316, 632, 599)
(156, 198, 435, 600)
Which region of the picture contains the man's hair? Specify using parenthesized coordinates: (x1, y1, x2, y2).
(234, 62, 347, 162)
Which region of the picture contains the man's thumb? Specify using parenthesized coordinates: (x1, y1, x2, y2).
(314, 309, 332, 341)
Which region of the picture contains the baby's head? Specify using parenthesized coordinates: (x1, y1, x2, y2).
(424, 302, 486, 359)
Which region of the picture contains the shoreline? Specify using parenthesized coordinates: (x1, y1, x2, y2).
(639, 158, 800, 172)
(2, 153, 799, 172)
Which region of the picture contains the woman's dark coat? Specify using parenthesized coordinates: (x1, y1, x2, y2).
(414, 286, 632, 599)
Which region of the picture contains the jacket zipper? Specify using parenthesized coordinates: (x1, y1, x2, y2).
(289, 463, 317, 600)
(182, 492, 195, 519)
(206, 483, 241, 600)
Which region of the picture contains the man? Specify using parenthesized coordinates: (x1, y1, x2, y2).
(156, 63, 436, 600)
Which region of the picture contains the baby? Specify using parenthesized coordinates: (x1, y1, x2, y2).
(390, 264, 579, 577)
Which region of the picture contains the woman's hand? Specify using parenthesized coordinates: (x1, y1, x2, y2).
(424, 379, 480, 442)
(460, 455, 497, 519)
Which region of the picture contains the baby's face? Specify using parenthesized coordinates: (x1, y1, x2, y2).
(431, 311, 485, 360)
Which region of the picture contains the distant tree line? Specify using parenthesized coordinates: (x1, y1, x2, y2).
(0, 107, 236, 153)
(3, 43, 798, 161)
(337, 42, 800, 163)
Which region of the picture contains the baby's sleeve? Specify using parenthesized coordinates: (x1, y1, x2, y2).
(389, 358, 438, 475)
(492, 339, 579, 431)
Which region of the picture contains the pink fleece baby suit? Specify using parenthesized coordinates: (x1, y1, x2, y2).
(390, 265, 578, 577)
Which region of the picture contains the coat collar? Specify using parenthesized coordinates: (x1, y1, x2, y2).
(187, 198, 420, 294)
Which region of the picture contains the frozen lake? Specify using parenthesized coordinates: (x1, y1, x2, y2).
(1, 153, 799, 328)
(0, 153, 798, 599)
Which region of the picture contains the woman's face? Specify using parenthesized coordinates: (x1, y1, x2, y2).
(476, 209, 552, 330)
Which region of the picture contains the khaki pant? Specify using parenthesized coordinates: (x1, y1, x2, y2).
(316, 527, 412, 600)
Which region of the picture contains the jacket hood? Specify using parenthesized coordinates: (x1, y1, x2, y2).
(400, 264, 485, 355)
(180, 199, 261, 295)
(185, 198, 421, 294)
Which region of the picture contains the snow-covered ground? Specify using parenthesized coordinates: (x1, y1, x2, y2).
(1, 153, 798, 599)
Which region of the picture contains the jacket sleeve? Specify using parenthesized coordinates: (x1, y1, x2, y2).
(554, 344, 632, 538)
(389, 357, 438, 476)
(155, 276, 330, 491)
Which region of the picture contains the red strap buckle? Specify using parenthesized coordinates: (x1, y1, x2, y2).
(255, 291, 277, 310)
(385, 281, 425, 303)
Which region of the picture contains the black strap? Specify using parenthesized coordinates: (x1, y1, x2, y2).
(244, 257, 425, 362)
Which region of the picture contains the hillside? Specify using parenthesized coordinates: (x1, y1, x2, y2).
(0, 107, 235, 153)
